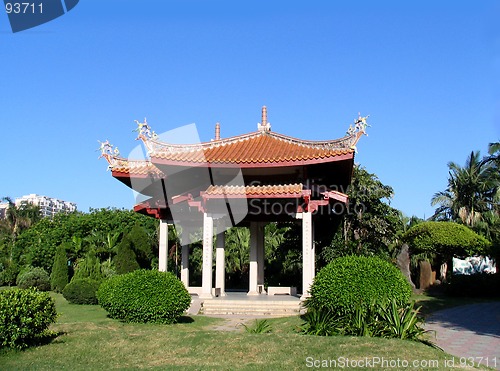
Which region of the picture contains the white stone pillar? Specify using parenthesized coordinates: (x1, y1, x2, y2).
(257, 223, 265, 290)
(301, 212, 313, 300)
(248, 223, 259, 295)
(215, 219, 226, 296)
(311, 221, 316, 286)
(158, 219, 169, 272)
(200, 213, 214, 299)
(180, 226, 190, 288)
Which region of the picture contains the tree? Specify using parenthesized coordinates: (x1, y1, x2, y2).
(0, 197, 41, 241)
(485, 140, 500, 169)
(321, 166, 403, 261)
(225, 227, 250, 277)
(431, 151, 496, 227)
(0, 197, 41, 284)
(51, 244, 69, 292)
(114, 239, 140, 274)
(72, 252, 104, 282)
(403, 221, 491, 264)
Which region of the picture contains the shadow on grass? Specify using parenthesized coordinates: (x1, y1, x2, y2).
(0, 330, 65, 354)
(32, 330, 66, 347)
(175, 316, 195, 324)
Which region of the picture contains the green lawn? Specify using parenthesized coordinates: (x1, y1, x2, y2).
(0, 292, 489, 370)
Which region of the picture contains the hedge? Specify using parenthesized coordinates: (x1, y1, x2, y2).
(62, 278, 101, 305)
(97, 270, 191, 324)
(0, 288, 57, 349)
(308, 255, 412, 313)
(16, 267, 51, 291)
(403, 221, 490, 258)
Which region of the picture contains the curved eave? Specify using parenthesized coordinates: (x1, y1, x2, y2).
(111, 170, 165, 180)
(149, 152, 354, 168)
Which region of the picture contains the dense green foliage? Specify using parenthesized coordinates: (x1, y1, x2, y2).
(403, 221, 491, 259)
(308, 256, 412, 313)
(430, 145, 499, 260)
(113, 241, 140, 274)
(51, 244, 69, 292)
(320, 166, 404, 261)
(0, 261, 18, 286)
(97, 270, 191, 324)
(431, 151, 499, 227)
(0, 198, 41, 286)
(0, 288, 57, 349)
(16, 267, 51, 291)
(13, 208, 158, 273)
(72, 253, 104, 282)
(62, 278, 101, 304)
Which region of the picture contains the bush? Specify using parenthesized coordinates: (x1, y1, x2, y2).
(51, 244, 69, 293)
(0, 288, 57, 349)
(308, 255, 412, 314)
(16, 267, 51, 291)
(62, 278, 101, 304)
(97, 270, 191, 324)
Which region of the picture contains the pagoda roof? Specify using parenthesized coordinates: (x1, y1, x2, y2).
(100, 108, 368, 172)
(148, 130, 357, 167)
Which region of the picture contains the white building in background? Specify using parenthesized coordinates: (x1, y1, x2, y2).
(0, 202, 9, 219)
(15, 194, 77, 218)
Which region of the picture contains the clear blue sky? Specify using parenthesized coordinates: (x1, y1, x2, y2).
(1, 1, 499, 219)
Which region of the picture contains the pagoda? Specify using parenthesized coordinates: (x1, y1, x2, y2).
(100, 107, 367, 299)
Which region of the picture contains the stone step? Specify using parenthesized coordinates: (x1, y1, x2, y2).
(201, 299, 303, 316)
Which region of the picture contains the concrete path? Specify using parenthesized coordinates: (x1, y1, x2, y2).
(425, 302, 500, 370)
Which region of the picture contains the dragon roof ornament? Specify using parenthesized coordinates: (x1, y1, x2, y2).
(98, 140, 120, 169)
(346, 114, 369, 151)
(134, 118, 159, 153)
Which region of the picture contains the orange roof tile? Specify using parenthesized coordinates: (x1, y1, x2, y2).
(111, 159, 165, 177)
(204, 183, 304, 197)
(150, 131, 356, 165)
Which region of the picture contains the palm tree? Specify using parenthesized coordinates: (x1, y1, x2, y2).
(0, 197, 41, 279)
(431, 151, 495, 227)
(264, 223, 290, 265)
(0, 197, 41, 240)
(486, 140, 500, 167)
(485, 141, 500, 213)
(224, 227, 250, 274)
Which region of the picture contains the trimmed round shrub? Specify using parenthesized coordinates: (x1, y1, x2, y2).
(403, 221, 491, 259)
(16, 267, 51, 291)
(308, 255, 412, 313)
(0, 288, 57, 349)
(97, 270, 191, 324)
(62, 278, 101, 304)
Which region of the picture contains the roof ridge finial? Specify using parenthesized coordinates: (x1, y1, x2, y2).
(215, 122, 221, 141)
(257, 106, 271, 132)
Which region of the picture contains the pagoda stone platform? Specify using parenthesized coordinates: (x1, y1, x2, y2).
(191, 291, 304, 317)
